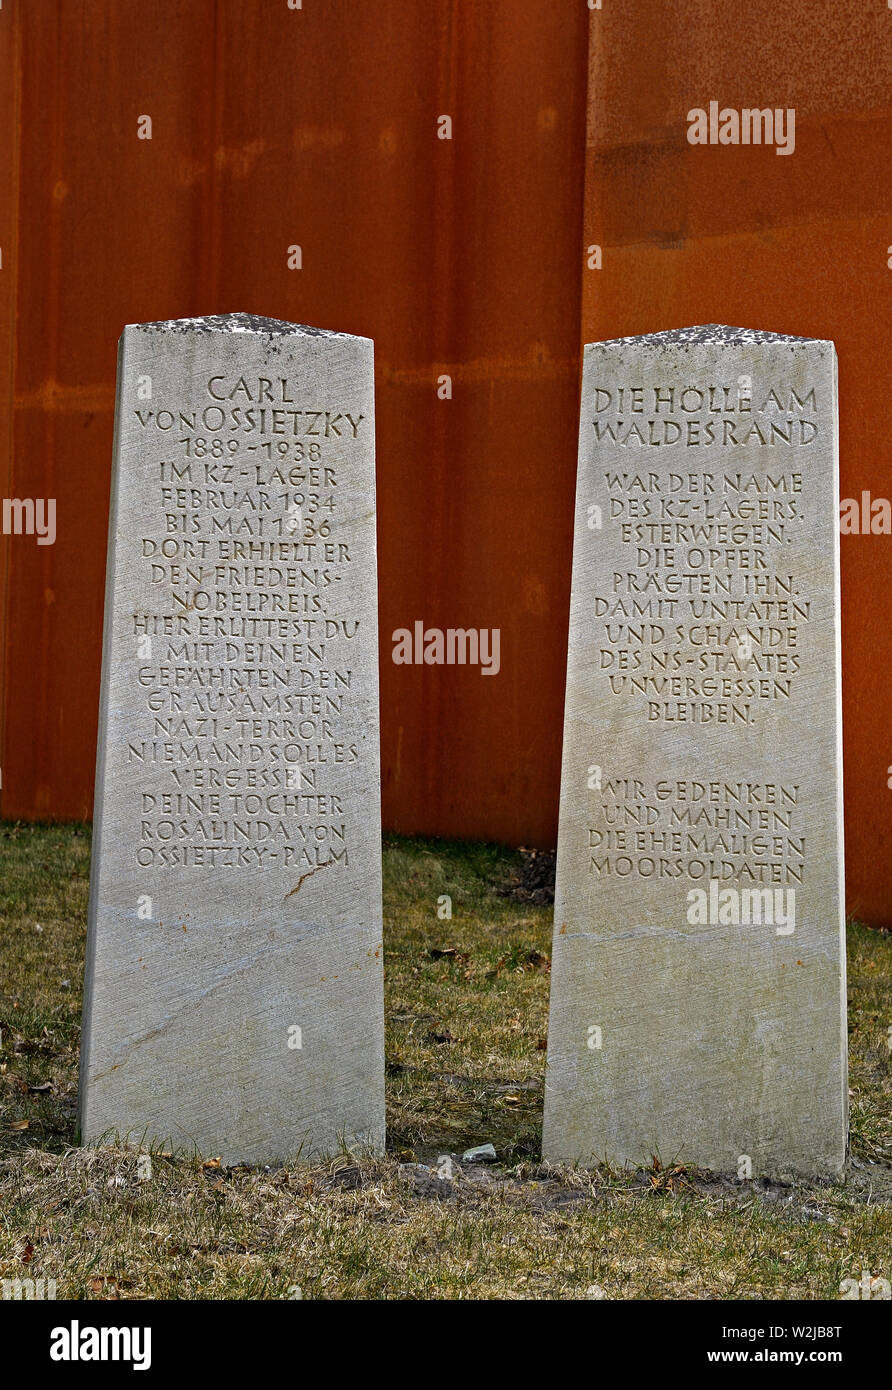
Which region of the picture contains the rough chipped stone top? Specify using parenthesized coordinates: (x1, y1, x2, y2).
(586, 324, 832, 350)
(128, 312, 361, 339)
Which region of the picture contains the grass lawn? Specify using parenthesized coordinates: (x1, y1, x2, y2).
(0, 822, 889, 1300)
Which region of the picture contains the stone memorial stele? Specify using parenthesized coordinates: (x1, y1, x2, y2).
(543, 326, 846, 1177)
(79, 313, 384, 1165)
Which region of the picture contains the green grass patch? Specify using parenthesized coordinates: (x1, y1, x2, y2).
(0, 822, 889, 1299)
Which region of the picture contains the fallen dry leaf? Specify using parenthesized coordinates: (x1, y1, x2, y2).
(88, 1276, 121, 1297)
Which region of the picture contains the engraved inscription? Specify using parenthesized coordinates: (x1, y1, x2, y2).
(127, 373, 366, 874)
(591, 381, 817, 729)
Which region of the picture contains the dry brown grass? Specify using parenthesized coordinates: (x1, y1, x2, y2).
(0, 823, 889, 1299)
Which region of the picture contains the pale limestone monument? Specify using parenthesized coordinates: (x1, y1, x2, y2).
(79, 314, 384, 1164)
(543, 326, 847, 1178)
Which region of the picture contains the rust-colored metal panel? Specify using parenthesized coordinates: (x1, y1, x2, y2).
(0, 2, 22, 810)
(2, 0, 219, 819)
(582, 0, 892, 923)
(0, 2, 590, 846)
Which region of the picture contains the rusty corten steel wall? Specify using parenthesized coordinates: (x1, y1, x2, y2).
(2, 2, 892, 926)
(582, 0, 892, 924)
(0, 1, 590, 840)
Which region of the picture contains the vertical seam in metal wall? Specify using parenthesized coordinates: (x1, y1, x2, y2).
(579, 4, 597, 353)
(556, 1, 597, 791)
(420, 0, 459, 810)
